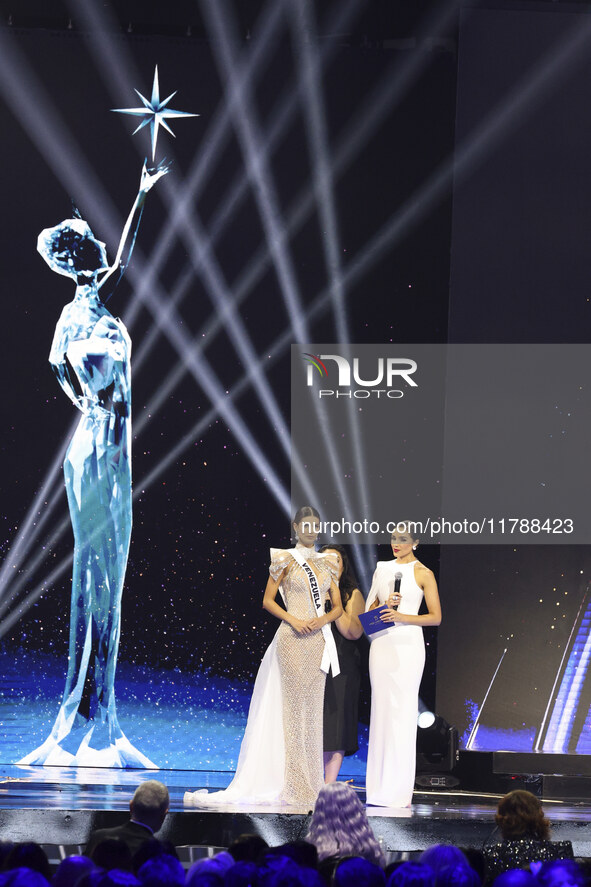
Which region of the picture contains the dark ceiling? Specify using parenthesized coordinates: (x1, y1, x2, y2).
(1, 1, 589, 47)
(0, 0, 458, 41)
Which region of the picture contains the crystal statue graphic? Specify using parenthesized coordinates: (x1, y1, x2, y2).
(19, 69, 196, 768)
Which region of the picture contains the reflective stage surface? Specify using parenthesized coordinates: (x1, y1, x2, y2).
(1, 764, 591, 857)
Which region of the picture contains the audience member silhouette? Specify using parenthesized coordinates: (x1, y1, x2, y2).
(86, 782, 169, 860)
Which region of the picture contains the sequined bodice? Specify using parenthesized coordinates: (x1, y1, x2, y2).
(280, 554, 334, 618)
(483, 838, 574, 881)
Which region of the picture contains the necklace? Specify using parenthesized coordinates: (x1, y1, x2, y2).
(295, 542, 316, 558)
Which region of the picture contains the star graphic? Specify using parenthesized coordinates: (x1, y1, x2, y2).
(112, 66, 198, 160)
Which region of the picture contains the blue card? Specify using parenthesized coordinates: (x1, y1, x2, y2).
(359, 605, 395, 639)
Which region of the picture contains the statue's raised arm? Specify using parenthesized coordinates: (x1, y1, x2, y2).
(97, 160, 170, 293)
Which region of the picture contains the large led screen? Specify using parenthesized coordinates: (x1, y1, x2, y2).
(0, 12, 455, 771)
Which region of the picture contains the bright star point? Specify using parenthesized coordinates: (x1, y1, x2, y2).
(112, 65, 198, 160)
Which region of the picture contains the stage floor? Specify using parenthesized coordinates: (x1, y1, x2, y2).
(1, 764, 591, 856)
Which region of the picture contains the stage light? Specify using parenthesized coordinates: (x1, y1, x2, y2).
(418, 713, 450, 747)
(417, 696, 436, 729)
(0, 429, 70, 607)
(135, 0, 462, 475)
(287, 0, 374, 578)
(416, 714, 459, 787)
(0, 512, 73, 621)
(297, 4, 591, 341)
(343, 10, 591, 300)
(165, 0, 465, 385)
(205, 0, 364, 251)
(418, 710, 436, 729)
(199, 0, 375, 582)
(201, 0, 309, 331)
(288, 0, 345, 334)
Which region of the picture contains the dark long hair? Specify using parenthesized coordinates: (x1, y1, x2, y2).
(319, 543, 359, 608)
(495, 790, 550, 840)
(292, 505, 320, 524)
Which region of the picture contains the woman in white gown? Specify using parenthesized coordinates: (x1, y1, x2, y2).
(184, 506, 342, 807)
(365, 521, 441, 808)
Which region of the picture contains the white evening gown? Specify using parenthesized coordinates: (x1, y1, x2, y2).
(365, 559, 425, 807)
(184, 546, 338, 807)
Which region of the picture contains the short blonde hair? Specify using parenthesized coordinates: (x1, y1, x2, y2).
(131, 780, 169, 817)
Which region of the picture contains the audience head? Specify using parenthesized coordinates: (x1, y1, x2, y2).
(52, 856, 95, 887)
(90, 839, 133, 872)
(129, 782, 169, 834)
(96, 873, 140, 887)
(419, 847, 469, 874)
(295, 868, 324, 887)
(0, 844, 15, 872)
(10, 822, 586, 887)
(306, 783, 385, 867)
(435, 864, 480, 887)
(387, 862, 435, 887)
(495, 790, 550, 840)
(0, 871, 49, 887)
(265, 844, 318, 870)
(334, 858, 386, 887)
(536, 860, 585, 887)
(187, 853, 235, 887)
(457, 849, 485, 884)
(186, 875, 223, 887)
(132, 840, 178, 874)
(492, 871, 536, 887)
(575, 859, 591, 887)
(137, 855, 185, 887)
(259, 856, 309, 887)
(224, 862, 260, 887)
(4, 845, 51, 882)
(229, 836, 269, 864)
(75, 869, 107, 887)
(384, 863, 405, 881)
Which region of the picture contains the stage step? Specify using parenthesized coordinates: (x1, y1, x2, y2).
(493, 751, 591, 777)
(456, 751, 591, 800)
(542, 775, 591, 801)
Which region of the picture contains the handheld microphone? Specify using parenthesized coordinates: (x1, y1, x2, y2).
(393, 572, 402, 610)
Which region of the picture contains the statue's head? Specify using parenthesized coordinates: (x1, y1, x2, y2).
(37, 219, 108, 280)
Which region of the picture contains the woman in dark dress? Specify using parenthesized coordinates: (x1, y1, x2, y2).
(483, 790, 574, 883)
(320, 544, 365, 783)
